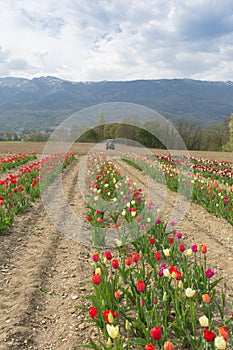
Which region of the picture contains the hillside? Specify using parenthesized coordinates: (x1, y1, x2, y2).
(0, 76, 233, 131)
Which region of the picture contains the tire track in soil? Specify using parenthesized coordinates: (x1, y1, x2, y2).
(0, 157, 93, 350)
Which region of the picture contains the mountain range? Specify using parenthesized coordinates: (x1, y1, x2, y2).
(0, 76, 233, 132)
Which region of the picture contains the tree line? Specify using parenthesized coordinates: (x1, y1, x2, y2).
(0, 115, 232, 151)
(77, 115, 232, 151)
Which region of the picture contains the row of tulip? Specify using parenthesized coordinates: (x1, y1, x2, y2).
(0, 152, 37, 172)
(0, 152, 75, 234)
(122, 155, 233, 225)
(80, 155, 232, 349)
(85, 153, 152, 247)
(153, 155, 233, 186)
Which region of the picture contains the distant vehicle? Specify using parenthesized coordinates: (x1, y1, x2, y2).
(106, 139, 115, 150)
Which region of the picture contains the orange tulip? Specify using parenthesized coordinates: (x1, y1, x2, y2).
(202, 293, 211, 304)
(164, 340, 175, 350)
(219, 326, 228, 341)
(200, 244, 207, 254)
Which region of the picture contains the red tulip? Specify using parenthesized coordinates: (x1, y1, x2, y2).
(92, 273, 101, 285)
(169, 266, 178, 274)
(154, 252, 161, 260)
(131, 252, 139, 263)
(103, 309, 118, 324)
(112, 259, 119, 269)
(145, 344, 155, 350)
(200, 244, 207, 254)
(105, 251, 112, 260)
(179, 245, 185, 252)
(175, 271, 182, 280)
(204, 329, 215, 342)
(137, 280, 146, 293)
(150, 326, 162, 340)
(125, 257, 132, 266)
(89, 306, 98, 319)
(92, 253, 99, 262)
(114, 290, 121, 299)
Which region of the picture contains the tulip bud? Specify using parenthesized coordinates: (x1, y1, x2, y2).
(140, 297, 145, 306)
(125, 319, 130, 331)
(108, 312, 114, 324)
(107, 337, 112, 347)
(178, 280, 183, 289)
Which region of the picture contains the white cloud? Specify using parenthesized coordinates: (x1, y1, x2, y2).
(0, 0, 233, 81)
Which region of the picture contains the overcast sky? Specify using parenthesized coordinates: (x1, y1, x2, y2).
(0, 0, 233, 82)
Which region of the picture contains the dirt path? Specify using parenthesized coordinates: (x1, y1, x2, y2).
(0, 158, 93, 350)
(0, 155, 232, 350)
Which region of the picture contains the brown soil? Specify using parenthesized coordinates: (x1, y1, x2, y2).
(0, 143, 232, 350)
(0, 141, 232, 162)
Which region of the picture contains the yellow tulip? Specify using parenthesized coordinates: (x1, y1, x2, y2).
(163, 248, 170, 257)
(187, 248, 192, 257)
(178, 280, 183, 289)
(106, 324, 119, 339)
(185, 287, 195, 298)
(95, 267, 101, 275)
(214, 336, 227, 349)
(199, 315, 209, 327)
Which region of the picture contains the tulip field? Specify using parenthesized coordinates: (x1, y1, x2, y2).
(83, 153, 232, 349)
(0, 152, 75, 234)
(0, 143, 232, 349)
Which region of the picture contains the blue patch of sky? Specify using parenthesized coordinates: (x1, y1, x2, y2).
(20, 8, 65, 37)
(180, 9, 233, 41)
(115, 24, 122, 33)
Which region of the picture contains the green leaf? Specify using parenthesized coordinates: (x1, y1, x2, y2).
(130, 337, 147, 346)
(209, 277, 223, 290)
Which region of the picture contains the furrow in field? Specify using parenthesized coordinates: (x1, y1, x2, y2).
(0, 158, 93, 350)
